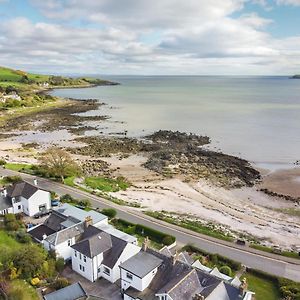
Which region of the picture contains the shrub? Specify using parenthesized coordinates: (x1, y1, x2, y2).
(101, 208, 117, 219)
(0, 159, 6, 165)
(162, 235, 175, 246)
(135, 224, 175, 245)
(51, 277, 69, 290)
(60, 194, 74, 203)
(79, 199, 91, 208)
(219, 265, 232, 277)
(55, 258, 65, 273)
(15, 230, 32, 243)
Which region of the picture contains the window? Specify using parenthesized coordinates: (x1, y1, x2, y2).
(75, 251, 77, 257)
(79, 264, 85, 272)
(98, 268, 101, 273)
(103, 266, 110, 275)
(79, 253, 82, 260)
(68, 239, 71, 246)
(17, 205, 21, 210)
(126, 272, 133, 280)
(83, 256, 86, 262)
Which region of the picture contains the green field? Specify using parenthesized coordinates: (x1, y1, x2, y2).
(244, 273, 280, 300)
(4, 162, 34, 172)
(84, 176, 131, 192)
(0, 66, 49, 82)
(0, 230, 21, 249)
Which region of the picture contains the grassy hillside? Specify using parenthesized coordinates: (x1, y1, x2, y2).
(0, 66, 49, 83)
(0, 65, 116, 92)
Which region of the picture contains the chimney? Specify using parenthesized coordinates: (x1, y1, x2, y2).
(42, 234, 47, 240)
(33, 178, 38, 186)
(172, 250, 180, 265)
(84, 216, 93, 228)
(239, 278, 248, 297)
(192, 294, 205, 300)
(142, 236, 150, 251)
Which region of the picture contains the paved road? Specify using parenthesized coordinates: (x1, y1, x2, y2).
(1, 168, 300, 282)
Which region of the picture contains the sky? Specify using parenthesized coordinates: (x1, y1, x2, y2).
(0, 0, 300, 75)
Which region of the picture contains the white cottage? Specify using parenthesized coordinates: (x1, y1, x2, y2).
(0, 180, 51, 216)
(71, 225, 141, 283)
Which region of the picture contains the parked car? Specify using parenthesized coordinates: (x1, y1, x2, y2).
(33, 209, 52, 219)
(236, 239, 246, 246)
(51, 200, 60, 206)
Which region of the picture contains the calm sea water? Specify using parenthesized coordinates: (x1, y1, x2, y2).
(51, 76, 300, 170)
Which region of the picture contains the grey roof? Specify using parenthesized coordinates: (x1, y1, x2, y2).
(72, 230, 112, 258)
(7, 181, 40, 199)
(178, 251, 194, 265)
(0, 194, 12, 211)
(44, 211, 69, 231)
(97, 223, 137, 244)
(46, 222, 85, 245)
(71, 225, 128, 267)
(43, 282, 87, 300)
(28, 224, 56, 241)
(124, 249, 243, 300)
(120, 251, 163, 278)
(54, 203, 107, 225)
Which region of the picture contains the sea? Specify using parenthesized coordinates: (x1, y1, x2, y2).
(51, 76, 300, 171)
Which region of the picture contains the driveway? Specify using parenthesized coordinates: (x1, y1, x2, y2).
(62, 266, 122, 300)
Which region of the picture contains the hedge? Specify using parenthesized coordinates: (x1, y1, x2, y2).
(113, 219, 176, 246)
(183, 244, 241, 271)
(135, 224, 175, 245)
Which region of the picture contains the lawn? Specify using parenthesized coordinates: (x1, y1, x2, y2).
(243, 273, 280, 300)
(9, 279, 39, 300)
(64, 176, 76, 187)
(4, 162, 34, 173)
(0, 230, 21, 249)
(84, 176, 131, 192)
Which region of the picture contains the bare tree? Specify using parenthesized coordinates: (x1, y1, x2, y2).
(39, 147, 81, 182)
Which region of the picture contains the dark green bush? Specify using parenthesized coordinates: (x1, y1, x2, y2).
(135, 224, 175, 245)
(219, 265, 232, 276)
(55, 258, 65, 273)
(101, 208, 117, 219)
(162, 235, 175, 246)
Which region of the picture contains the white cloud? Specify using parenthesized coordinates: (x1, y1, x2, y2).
(0, 0, 299, 74)
(276, 0, 300, 6)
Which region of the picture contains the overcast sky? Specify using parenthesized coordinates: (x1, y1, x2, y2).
(0, 0, 300, 75)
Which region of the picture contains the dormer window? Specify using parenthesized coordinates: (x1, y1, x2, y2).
(75, 251, 77, 257)
(126, 272, 133, 280)
(68, 239, 71, 246)
(83, 256, 86, 262)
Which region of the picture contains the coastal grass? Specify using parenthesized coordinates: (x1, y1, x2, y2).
(4, 162, 34, 173)
(145, 211, 234, 242)
(84, 176, 131, 192)
(250, 244, 300, 259)
(0, 230, 21, 250)
(243, 272, 280, 300)
(64, 176, 76, 187)
(9, 279, 39, 300)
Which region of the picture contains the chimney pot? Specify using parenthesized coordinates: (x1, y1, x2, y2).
(142, 236, 150, 251)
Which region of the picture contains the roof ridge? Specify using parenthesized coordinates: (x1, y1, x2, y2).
(166, 268, 197, 294)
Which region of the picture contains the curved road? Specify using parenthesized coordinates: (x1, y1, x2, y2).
(1, 168, 300, 282)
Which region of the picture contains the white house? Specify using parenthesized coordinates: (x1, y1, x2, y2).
(29, 204, 108, 260)
(119, 240, 254, 300)
(71, 224, 141, 283)
(0, 180, 51, 217)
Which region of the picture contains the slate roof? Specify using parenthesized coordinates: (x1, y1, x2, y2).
(7, 181, 40, 199)
(0, 194, 12, 211)
(124, 249, 243, 300)
(46, 222, 85, 245)
(29, 224, 56, 241)
(44, 211, 69, 231)
(54, 203, 107, 225)
(120, 251, 163, 278)
(43, 282, 87, 300)
(71, 225, 128, 267)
